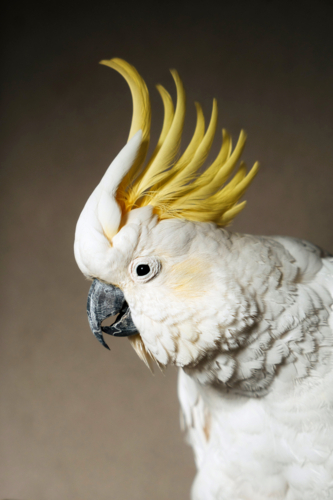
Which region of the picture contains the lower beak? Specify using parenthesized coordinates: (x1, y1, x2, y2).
(87, 279, 138, 349)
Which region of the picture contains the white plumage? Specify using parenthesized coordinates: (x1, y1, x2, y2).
(176, 233, 333, 500)
(74, 59, 333, 499)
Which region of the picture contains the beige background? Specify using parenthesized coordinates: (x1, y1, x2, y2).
(1, 1, 333, 499)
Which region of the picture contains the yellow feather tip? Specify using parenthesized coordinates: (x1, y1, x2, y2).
(103, 58, 259, 226)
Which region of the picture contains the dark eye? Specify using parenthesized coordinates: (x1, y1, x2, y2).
(129, 256, 161, 283)
(136, 264, 150, 276)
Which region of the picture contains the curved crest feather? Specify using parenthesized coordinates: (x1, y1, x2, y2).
(101, 57, 259, 226)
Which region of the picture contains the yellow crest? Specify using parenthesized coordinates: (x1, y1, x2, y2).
(100, 58, 259, 226)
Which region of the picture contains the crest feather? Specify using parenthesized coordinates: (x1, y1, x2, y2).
(99, 58, 151, 200)
(103, 58, 259, 226)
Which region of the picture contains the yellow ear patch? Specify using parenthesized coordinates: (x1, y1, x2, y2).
(167, 258, 211, 299)
(102, 58, 259, 226)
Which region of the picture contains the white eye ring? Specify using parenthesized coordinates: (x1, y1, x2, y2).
(129, 257, 161, 283)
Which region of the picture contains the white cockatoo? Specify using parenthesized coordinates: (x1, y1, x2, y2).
(74, 59, 333, 500)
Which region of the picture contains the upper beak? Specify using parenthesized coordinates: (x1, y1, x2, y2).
(87, 279, 138, 349)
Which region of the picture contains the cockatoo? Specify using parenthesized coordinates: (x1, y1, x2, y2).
(74, 59, 333, 500)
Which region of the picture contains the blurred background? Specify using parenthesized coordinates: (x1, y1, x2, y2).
(1, 0, 333, 498)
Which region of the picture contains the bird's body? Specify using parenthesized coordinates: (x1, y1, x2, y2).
(74, 59, 333, 499)
(178, 236, 333, 500)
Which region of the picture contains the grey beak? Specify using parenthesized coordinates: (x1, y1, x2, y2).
(87, 279, 138, 349)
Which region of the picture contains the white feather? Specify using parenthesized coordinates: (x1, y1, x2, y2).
(74, 130, 142, 279)
(98, 130, 142, 240)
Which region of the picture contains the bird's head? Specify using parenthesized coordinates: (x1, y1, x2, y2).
(74, 58, 259, 370)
